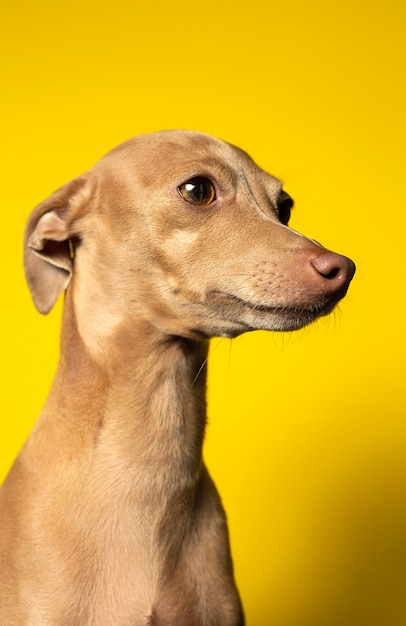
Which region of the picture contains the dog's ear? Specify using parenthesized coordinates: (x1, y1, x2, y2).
(24, 176, 95, 314)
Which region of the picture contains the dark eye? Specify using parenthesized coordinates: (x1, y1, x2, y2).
(277, 192, 293, 225)
(178, 177, 216, 206)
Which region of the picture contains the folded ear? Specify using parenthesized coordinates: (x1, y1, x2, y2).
(24, 176, 94, 314)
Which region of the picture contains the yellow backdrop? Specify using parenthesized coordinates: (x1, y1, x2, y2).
(2, 1, 405, 624)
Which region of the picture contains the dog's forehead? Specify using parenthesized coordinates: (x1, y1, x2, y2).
(100, 131, 281, 195)
(104, 131, 242, 171)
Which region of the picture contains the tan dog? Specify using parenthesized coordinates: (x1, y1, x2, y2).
(0, 131, 355, 625)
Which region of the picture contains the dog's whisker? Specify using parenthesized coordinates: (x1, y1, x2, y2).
(191, 355, 209, 387)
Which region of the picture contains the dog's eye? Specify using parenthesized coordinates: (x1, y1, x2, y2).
(277, 192, 294, 225)
(178, 177, 216, 206)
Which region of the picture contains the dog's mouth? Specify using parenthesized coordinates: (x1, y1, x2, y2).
(207, 290, 338, 331)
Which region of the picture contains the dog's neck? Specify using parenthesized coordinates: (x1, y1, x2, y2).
(23, 298, 213, 593)
(40, 296, 210, 498)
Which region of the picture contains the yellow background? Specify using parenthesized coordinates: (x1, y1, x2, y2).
(1, 1, 405, 624)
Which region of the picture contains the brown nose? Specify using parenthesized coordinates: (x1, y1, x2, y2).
(311, 251, 356, 297)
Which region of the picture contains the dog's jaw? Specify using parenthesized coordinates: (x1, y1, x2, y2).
(204, 290, 339, 336)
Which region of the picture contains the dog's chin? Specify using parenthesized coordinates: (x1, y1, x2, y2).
(203, 291, 339, 338)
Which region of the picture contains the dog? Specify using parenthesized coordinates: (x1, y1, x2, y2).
(0, 130, 355, 625)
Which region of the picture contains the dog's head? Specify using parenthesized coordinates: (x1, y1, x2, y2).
(24, 131, 355, 341)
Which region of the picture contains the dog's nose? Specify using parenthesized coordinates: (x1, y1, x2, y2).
(311, 251, 356, 295)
